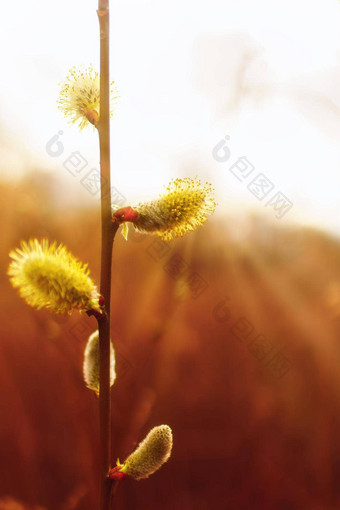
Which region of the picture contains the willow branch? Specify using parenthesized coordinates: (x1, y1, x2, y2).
(97, 1, 118, 509)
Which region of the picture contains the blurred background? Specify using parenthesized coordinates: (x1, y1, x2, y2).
(1, 0, 340, 509)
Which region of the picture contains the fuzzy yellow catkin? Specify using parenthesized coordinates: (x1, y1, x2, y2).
(57, 66, 119, 130)
(133, 177, 216, 241)
(83, 330, 116, 394)
(7, 239, 100, 314)
(120, 425, 173, 480)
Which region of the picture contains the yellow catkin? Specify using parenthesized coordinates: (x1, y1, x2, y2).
(57, 66, 119, 130)
(8, 239, 100, 314)
(134, 177, 216, 240)
(83, 330, 116, 394)
(120, 425, 173, 480)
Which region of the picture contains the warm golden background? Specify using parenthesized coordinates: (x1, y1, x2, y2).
(1, 0, 340, 508)
(0, 174, 340, 509)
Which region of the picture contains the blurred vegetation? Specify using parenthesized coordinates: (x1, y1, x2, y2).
(1, 172, 340, 509)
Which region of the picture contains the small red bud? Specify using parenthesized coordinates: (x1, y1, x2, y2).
(83, 108, 99, 126)
(108, 465, 128, 481)
(113, 206, 139, 224)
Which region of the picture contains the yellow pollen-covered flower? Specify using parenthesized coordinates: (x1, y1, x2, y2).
(8, 239, 100, 314)
(119, 425, 173, 480)
(57, 66, 119, 130)
(83, 330, 116, 394)
(134, 177, 216, 241)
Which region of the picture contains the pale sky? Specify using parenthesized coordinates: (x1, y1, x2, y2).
(0, 0, 339, 234)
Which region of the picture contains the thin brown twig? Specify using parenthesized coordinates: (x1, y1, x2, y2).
(97, 1, 119, 508)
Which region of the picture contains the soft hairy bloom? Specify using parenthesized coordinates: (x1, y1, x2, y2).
(8, 239, 100, 314)
(57, 66, 119, 130)
(83, 330, 116, 394)
(116, 425, 173, 480)
(112, 178, 216, 241)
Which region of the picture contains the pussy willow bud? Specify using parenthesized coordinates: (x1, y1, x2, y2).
(112, 177, 216, 241)
(83, 330, 116, 394)
(7, 239, 100, 314)
(57, 66, 119, 130)
(116, 425, 173, 480)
